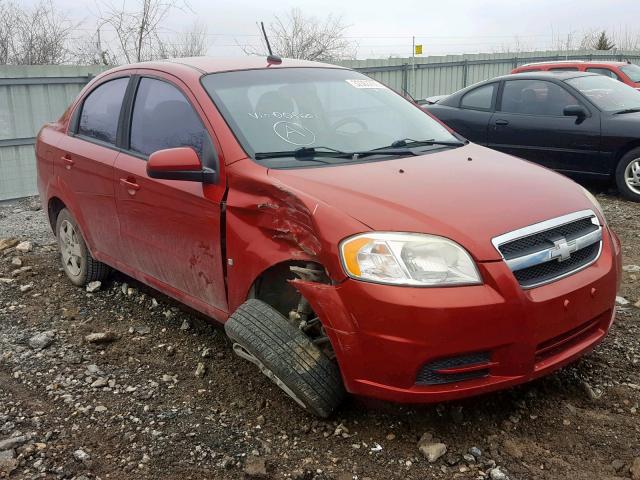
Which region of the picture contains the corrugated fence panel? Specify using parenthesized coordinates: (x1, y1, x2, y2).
(0, 65, 107, 201)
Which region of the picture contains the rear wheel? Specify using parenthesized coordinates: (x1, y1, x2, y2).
(615, 148, 640, 202)
(225, 299, 345, 418)
(55, 208, 110, 286)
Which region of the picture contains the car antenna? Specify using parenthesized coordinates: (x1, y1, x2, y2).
(260, 21, 281, 65)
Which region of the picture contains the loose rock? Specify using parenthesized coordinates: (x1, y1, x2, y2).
(0, 238, 19, 251)
(73, 449, 91, 462)
(85, 332, 118, 344)
(243, 455, 268, 477)
(15, 241, 33, 253)
(616, 296, 630, 306)
(86, 281, 101, 292)
(195, 362, 206, 378)
(28, 331, 55, 350)
(417, 433, 447, 463)
(0, 435, 29, 450)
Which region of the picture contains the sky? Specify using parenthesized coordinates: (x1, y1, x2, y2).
(32, 0, 640, 59)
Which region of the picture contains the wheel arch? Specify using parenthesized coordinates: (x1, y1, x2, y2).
(246, 259, 329, 317)
(613, 140, 640, 174)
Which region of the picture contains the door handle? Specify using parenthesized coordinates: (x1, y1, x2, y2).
(119, 178, 141, 194)
(495, 119, 509, 126)
(61, 155, 74, 170)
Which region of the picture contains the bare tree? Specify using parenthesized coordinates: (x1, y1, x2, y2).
(0, 0, 75, 65)
(157, 22, 209, 59)
(96, 0, 179, 64)
(244, 8, 356, 61)
(0, 1, 18, 64)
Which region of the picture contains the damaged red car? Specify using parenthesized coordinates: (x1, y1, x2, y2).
(36, 57, 622, 417)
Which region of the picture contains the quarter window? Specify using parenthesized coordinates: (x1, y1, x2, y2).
(460, 84, 495, 110)
(78, 77, 129, 144)
(130, 78, 207, 158)
(500, 80, 579, 116)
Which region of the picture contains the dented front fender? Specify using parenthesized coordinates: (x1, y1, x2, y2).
(224, 159, 368, 313)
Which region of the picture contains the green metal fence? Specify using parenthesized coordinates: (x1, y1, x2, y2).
(0, 65, 107, 201)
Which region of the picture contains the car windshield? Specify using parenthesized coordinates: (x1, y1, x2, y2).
(201, 68, 459, 166)
(620, 64, 640, 83)
(566, 75, 640, 111)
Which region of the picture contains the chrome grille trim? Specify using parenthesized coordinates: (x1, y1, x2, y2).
(492, 210, 603, 289)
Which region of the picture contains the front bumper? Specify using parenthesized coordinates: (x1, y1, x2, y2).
(295, 227, 621, 403)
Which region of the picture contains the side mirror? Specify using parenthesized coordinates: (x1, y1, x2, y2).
(563, 105, 588, 119)
(147, 147, 217, 184)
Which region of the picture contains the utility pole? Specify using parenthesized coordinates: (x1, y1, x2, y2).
(411, 36, 415, 98)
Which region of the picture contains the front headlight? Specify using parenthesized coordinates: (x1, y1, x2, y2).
(340, 232, 482, 286)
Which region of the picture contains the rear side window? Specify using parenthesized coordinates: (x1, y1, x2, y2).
(586, 68, 620, 80)
(78, 77, 129, 144)
(130, 78, 207, 158)
(460, 84, 495, 110)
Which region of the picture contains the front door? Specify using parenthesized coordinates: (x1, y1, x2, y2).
(488, 79, 601, 174)
(113, 75, 228, 313)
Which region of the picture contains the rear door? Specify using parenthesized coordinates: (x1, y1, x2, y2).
(56, 75, 130, 261)
(487, 79, 601, 173)
(113, 74, 228, 313)
(432, 83, 497, 143)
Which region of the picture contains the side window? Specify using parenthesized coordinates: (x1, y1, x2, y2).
(460, 84, 495, 110)
(78, 77, 129, 144)
(130, 78, 207, 158)
(500, 80, 579, 116)
(586, 68, 620, 80)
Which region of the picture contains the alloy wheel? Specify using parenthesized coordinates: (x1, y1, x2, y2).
(625, 158, 640, 195)
(59, 220, 82, 276)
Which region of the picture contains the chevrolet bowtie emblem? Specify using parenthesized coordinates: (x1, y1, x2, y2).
(550, 237, 578, 262)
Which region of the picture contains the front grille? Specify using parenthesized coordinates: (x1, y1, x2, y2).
(499, 218, 598, 260)
(416, 351, 490, 385)
(514, 243, 599, 288)
(492, 210, 602, 289)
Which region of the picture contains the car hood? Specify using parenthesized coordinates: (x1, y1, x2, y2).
(267, 144, 595, 261)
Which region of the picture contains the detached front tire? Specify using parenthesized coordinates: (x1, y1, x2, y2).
(55, 208, 110, 286)
(615, 147, 640, 202)
(225, 299, 345, 418)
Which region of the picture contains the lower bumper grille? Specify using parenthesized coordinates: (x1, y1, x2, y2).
(416, 351, 491, 385)
(535, 310, 608, 363)
(492, 210, 602, 289)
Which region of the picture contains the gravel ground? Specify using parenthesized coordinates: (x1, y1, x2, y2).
(0, 193, 639, 480)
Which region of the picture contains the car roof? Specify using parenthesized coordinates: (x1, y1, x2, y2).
(517, 60, 629, 68)
(109, 56, 347, 75)
(489, 71, 600, 82)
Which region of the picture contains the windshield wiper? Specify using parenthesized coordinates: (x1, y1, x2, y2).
(383, 138, 467, 149)
(614, 107, 640, 114)
(254, 146, 347, 160)
(254, 145, 419, 161)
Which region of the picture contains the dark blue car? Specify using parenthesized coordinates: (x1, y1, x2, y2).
(424, 71, 640, 202)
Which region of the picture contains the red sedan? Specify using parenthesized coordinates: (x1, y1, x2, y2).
(512, 60, 640, 90)
(36, 56, 621, 417)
